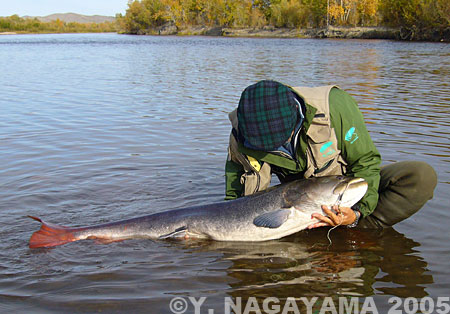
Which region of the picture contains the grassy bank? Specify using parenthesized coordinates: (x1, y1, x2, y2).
(0, 15, 117, 34)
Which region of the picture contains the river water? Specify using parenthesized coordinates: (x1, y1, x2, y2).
(0, 33, 448, 313)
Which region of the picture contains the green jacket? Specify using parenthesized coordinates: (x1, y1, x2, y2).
(225, 87, 381, 217)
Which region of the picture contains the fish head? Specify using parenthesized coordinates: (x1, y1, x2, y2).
(329, 176, 368, 207)
(283, 176, 368, 210)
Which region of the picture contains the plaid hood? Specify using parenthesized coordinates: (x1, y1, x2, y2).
(237, 80, 299, 151)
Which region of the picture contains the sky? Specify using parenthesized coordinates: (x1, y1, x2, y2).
(1, 0, 129, 17)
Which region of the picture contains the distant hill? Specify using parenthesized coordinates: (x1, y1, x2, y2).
(24, 13, 115, 24)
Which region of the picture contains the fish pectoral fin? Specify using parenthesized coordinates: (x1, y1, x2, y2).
(159, 226, 189, 240)
(253, 209, 291, 229)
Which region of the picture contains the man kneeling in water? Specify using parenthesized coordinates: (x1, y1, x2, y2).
(225, 80, 437, 229)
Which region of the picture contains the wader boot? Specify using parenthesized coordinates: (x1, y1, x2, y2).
(358, 161, 437, 229)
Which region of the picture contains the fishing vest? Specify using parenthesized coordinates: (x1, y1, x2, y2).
(228, 85, 347, 196)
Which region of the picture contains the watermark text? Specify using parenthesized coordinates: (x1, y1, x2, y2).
(168, 296, 450, 314)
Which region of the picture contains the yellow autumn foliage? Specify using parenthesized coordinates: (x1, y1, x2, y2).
(115, 0, 448, 38)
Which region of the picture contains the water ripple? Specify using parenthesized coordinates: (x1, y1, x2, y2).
(0, 33, 448, 313)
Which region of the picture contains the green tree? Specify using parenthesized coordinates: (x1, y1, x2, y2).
(379, 0, 449, 29)
(270, 0, 307, 28)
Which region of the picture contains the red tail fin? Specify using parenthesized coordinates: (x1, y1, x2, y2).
(28, 216, 78, 248)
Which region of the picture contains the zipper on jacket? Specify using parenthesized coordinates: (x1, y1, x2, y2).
(254, 171, 261, 194)
(270, 150, 294, 160)
(314, 160, 333, 175)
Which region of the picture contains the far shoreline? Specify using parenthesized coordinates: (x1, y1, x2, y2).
(147, 25, 450, 42)
(1, 26, 448, 42)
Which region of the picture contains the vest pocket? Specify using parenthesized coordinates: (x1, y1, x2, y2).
(306, 123, 339, 168)
(239, 162, 272, 196)
(307, 119, 331, 143)
(305, 121, 346, 177)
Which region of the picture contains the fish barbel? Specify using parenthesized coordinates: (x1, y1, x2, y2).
(29, 176, 368, 248)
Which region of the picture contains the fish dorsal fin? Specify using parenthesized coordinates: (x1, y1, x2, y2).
(253, 209, 291, 229)
(159, 226, 188, 239)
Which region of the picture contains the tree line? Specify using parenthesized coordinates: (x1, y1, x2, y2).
(0, 15, 117, 33)
(116, 0, 449, 34)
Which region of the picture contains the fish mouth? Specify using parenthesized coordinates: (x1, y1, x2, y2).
(333, 177, 368, 206)
(334, 177, 366, 191)
(347, 177, 367, 189)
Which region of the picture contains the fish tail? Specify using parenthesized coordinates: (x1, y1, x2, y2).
(28, 216, 79, 248)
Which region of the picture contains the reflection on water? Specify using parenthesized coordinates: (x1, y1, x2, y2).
(195, 228, 432, 312)
(0, 34, 448, 312)
(4, 228, 431, 313)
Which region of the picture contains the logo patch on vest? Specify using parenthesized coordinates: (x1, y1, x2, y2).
(345, 127, 359, 144)
(320, 141, 336, 157)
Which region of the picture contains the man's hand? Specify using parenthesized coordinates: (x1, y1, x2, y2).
(307, 205, 356, 229)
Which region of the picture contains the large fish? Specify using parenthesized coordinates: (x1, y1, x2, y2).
(28, 176, 368, 248)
